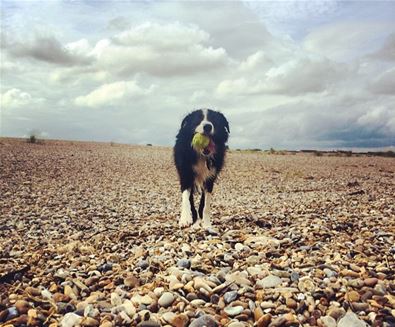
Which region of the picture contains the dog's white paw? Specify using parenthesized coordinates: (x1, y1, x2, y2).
(191, 219, 201, 229)
(179, 210, 193, 227)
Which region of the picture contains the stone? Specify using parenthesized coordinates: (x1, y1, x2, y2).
(224, 291, 238, 304)
(286, 297, 297, 309)
(320, 315, 337, 327)
(124, 276, 139, 288)
(81, 317, 99, 326)
(290, 271, 300, 282)
(256, 313, 271, 327)
(169, 313, 189, 327)
(338, 311, 368, 327)
(15, 300, 30, 314)
(122, 299, 136, 317)
(327, 307, 346, 320)
(177, 258, 191, 269)
(298, 277, 316, 293)
(60, 312, 83, 327)
(364, 278, 378, 287)
(189, 314, 218, 327)
(110, 292, 122, 306)
(224, 306, 244, 316)
(158, 292, 175, 308)
(257, 275, 282, 288)
(346, 290, 361, 302)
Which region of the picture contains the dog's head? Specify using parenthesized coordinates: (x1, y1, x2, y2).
(179, 109, 230, 156)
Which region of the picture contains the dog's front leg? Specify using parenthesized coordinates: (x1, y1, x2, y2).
(201, 192, 212, 228)
(179, 188, 193, 227)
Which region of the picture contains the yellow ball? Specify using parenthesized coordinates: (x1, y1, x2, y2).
(191, 133, 210, 149)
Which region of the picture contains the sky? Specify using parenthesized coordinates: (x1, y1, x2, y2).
(1, 0, 394, 150)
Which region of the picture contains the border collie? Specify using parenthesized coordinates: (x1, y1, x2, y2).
(174, 109, 230, 228)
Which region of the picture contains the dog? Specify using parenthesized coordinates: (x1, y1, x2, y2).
(174, 109, 230, 228)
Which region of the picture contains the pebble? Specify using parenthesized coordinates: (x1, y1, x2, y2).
(137, 260, 149, 270)
(224, 291, 238, 304)
(224, 306, 244, 316)
(177, 258, 191, 269)
(298, 277, 316, 293)
(320, 315, 337, 327)
(189, 314, 218, 327)
(124, 275, 139, 288)
(327, 307, 346, 320)
(228, 322, 246, 327)
(15, 300, 29, 314)
(158, 292, 175, 308)
(257, 275, 282, 288)
(346, 290, 361, 302)
(60, 312, 83, 327)
(364, 278, 378, 287)
(286, 297, 297, 309)
(81, 317, 99, 326)
(338, 311, 368, 327)
(110, 293, 122, 306)
(290, 271, 300, 282)
(256, 313, 272, 327)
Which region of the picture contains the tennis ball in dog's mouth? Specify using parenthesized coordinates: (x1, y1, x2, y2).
(191, 133, 210, 149)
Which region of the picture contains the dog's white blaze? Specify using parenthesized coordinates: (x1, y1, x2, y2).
(202, 192, 212, 228)
(179, 189, 193, 227)
(193, 158, 216, 190)
(195, 109, 214, 135)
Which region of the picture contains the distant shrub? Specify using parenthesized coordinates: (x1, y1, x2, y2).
(27, 135, 37, 143)
(269, 147, 276, 154)
(146, 143, 153, 146)
(314, 151, 323, 156)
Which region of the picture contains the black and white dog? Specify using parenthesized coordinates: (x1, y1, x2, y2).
(174, 109, 230, 228)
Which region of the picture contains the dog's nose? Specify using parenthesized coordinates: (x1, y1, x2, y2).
(203, 123, 212, 133)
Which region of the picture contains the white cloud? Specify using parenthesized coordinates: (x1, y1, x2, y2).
(304, 22, 393, 61)
(90, 22, 229, 77)
(217, 57, 347, 96)
(75, 80, 155, 107)
(1, 88, 44, 109)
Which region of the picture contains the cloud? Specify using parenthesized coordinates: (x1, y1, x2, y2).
(74, 80, 155, 107)
(369, 67, 395, 95)
(7, 36, 93, 66)
(91, 22, 229, 77)
(370, 33, 395, 61)
(304, 22, 393, 61)
(1, 88, 44, 109)
(217, 57, 347, 96)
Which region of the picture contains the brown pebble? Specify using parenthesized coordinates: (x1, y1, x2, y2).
(254, 306, 264, 321)
(124, 276, 139, 288)
(364, 278, 378, 287)
(15, 300, 30, 314)
(169, 313, 189, 327)
(327, 307, 346, 320)
(256, 313, 272, 327)
(81, 317, 100, 326)
(346, 290, 360, 302)
(53, 292, 71, 303)
(351, 302, 370, 312)
(286, 298, 297, 309)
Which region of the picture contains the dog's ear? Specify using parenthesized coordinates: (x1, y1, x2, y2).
(219, 112, 230, 135)
(180, 113, 192, 132)
(224, 119, 230, 135)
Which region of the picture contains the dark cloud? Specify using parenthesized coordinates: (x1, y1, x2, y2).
(8, 36, 93, 66)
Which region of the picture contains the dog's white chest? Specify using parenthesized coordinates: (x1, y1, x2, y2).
(193, 158, 216, 189)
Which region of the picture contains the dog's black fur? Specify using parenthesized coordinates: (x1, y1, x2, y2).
(174, 109, 229, 225)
